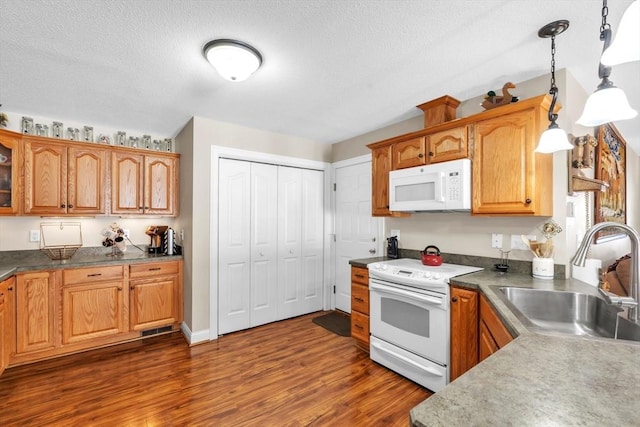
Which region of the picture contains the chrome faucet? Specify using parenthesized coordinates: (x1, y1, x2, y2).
(572, 222, 640, 323)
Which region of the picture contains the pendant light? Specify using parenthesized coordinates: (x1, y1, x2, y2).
(576, 0, 638, 126)
(601, 0, 639, 66)
(535, 20, 574, 153)
(203, 39, 262, 82)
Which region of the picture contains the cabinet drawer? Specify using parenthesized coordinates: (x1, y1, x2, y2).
(480, 294, 513, 348)
(351, 310, 370, 345)
(130, 261, 179, 278)
(351, 267, 369, 285)
(351, 283, 369, 315)
(64, 265, 124, 285)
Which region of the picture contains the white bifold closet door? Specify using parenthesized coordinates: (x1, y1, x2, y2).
(277, 166, 324, 319)
(218, 159, 278, 334)
(218, 159, 323, 334)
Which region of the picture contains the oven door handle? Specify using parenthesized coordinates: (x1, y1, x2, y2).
(370, 282, 444, 306)
(371, 341, 444, 377)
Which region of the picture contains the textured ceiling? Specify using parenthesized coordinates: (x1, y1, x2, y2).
(0, 0, 638, 153)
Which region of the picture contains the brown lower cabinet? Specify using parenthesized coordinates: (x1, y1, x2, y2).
(10, 259, 183, 367)
(450, 285, 513, 381)
(0, 276, 15, 374)
(350, 266, 370, 351)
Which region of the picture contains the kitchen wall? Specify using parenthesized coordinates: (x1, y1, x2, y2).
(175, 117, 331, 338)
(331, 69, 639, 277)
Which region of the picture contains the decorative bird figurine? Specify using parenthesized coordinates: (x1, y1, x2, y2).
(481, 82, 519, 110)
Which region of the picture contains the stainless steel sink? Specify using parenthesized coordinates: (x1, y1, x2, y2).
(491, 286, 640, 342)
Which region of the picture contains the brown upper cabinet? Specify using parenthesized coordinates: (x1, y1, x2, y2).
(0, 129, 179, 217)
(0, 129, 22, 215)
(111, 151, 178, 216)
(368, 94, 554, 217)
(24, 137, 107, 215)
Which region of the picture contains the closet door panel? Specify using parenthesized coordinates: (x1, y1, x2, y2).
(250, 163, 278, 327)
(218, 159, 251, 334)
(301, 169, 324, 312)
(277, 166, 303, 319)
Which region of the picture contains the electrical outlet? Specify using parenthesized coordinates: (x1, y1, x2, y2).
(491, 233, 503, 249)
(29, 229, 40, 242)
(123, 229, 130, 239)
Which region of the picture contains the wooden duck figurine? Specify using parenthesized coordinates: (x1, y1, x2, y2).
(481, 82, 519, 110)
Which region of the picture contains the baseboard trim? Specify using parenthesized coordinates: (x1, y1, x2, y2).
(180, 322, 211, 346)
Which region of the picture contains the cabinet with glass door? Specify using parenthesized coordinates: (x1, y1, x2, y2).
(0, 129, 21, 215)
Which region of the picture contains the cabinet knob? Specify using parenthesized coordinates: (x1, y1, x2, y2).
(418, 153, 424, 158)
(429, 151, 434, 157)
(117, 287, 122, 291)
(130, 286, 134, 290)
(61, 204, 66, 208)
(525, 198, 532, 205)
(451, 296, 458, 303)
(8, 287, 13, 291)
(68, 204, 73, 208)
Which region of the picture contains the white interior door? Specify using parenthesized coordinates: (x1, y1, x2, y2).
(250, 162, 278, 327)
(218, 159, 251, 334)
(334, 159, 381, 313)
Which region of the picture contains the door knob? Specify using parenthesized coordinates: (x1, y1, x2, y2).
(372, 237, 376, 242)
(369, 248, 376, 254)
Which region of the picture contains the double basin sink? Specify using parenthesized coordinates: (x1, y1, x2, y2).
(491, 286, 640, 343)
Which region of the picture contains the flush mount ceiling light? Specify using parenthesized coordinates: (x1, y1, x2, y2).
(203, 39, 262, 82)
(601, 0, 639, 66)
(535, 20, 574, 154)
(576, 0, 637, 126)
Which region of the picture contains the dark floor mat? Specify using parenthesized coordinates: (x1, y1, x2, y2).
(312, 311, 351, 337)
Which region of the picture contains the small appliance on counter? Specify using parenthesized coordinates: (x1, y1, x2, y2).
(387, 236, 399, 259)
(163, 227, 182, 255)
(145, 225, 168, 254)
(420, 245, 443, 266)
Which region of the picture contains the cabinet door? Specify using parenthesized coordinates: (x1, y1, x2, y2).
(371, 146, 393, 216)
(16, 271, 57, 354)
(144, 154, 177, 215)
(111, 151, 144, 215)
(23, 139, 67, 215)
(0, 129, 21, 215)
(426, 125, 468, 164)
(130, 276, 179, 331)
(62, 281, 126, 344)
(392, 137, 426, 169)
(0, 277, 15, 373)
(479, 320, 499, 361)
(67, 146, 106, 214)
(450, 286, 478, 381)
(472, 108, 552, 215)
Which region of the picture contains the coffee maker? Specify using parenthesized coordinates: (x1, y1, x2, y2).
(145, 225, 168, 254)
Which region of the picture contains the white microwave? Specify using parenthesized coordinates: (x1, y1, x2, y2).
(388, 158, 471, 212)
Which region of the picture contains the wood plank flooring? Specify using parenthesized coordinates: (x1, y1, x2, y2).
(0, 311, 431, 426)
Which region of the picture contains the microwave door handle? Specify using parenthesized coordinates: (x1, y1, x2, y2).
(436, 171, 445, 202)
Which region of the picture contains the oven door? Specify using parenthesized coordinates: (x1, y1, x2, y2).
(369, 279, 449, 365)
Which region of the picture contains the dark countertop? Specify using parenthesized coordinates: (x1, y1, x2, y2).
(410, 269, 640, 426)
(348, 256, 391, 268)
(0, 247, 182, 281)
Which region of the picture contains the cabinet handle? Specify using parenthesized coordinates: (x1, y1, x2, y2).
(525, 198, 532, 205)
(418, 153, 424, 158)
(8, 287, 12, 291)
(429, 151, 434, 157)
(68, 204, 73, 208)
(451, 296, 458, 303)
(149, 267, 162, 271)
(354, 324, 364, 330)
(130, 286, 134, 290)
(117, 287, 122, 291)
(60, 204, 66, 208)
(139, 206, 143, 209)
(87, 273, 102, 277)
(355, 274, 365, 278)
(354, 297, 364, 302)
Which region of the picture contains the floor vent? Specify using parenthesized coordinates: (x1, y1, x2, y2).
(141, 325, 173, 337)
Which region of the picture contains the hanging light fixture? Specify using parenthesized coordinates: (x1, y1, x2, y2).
(576, 0, 637, 126)
(535, 20, 574, 153)
(203, 39, 262, 82)
(601, 0, 639, 66)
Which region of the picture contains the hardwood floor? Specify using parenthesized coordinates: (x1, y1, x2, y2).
(0, 312, 431, 426)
